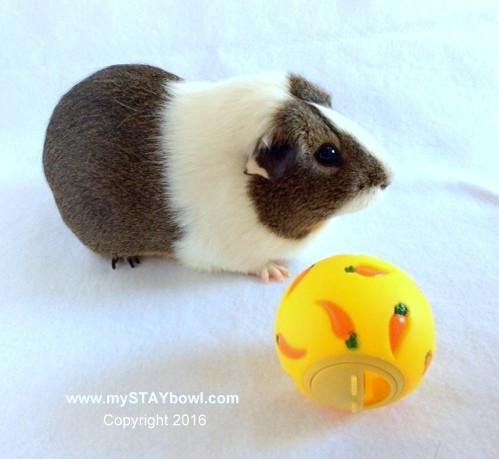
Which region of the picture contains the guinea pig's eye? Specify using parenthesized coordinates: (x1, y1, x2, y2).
(315, 144, 342, 167)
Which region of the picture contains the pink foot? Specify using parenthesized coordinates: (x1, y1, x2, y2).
(255, 263, 290, 283)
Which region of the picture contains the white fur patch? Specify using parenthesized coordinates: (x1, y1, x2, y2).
(159, 73, 305, 274)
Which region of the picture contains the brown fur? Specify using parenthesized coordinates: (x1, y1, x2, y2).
(247, 98, 389, 239)
(289, 74, 332, 107)
(43, 64, 183, 258)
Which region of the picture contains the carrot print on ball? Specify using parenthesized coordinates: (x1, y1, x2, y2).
(423, 351, 433, 374)
(389, 303, 410, 354)
(287, 264, 315, 296)
(276, 333, 307, 359)
(317, 300, 358, 350)
(345, 265, 388, 277)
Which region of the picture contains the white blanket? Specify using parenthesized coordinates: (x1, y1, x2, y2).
(1, 1, 498, 457)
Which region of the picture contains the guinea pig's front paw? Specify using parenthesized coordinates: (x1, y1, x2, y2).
(254, 262, 290, 283)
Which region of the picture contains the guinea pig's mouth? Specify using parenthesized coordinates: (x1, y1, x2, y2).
(335, 187, 381, 217)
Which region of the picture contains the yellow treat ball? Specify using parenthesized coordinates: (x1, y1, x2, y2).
(275, 254, 436, 413)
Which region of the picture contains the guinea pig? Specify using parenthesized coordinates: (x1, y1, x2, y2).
(43, 64, 392, 281)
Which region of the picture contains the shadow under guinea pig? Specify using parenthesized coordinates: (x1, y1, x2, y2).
(8, 181, 267, 307)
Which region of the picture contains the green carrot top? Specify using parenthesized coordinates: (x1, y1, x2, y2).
(394, 303, 409, 316)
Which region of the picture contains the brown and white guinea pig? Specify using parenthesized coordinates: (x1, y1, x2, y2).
(43, 64, 392, 281)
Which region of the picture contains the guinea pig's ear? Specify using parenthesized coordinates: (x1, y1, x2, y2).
(288, 74, 332, 107)
(245, 134, 297, 180)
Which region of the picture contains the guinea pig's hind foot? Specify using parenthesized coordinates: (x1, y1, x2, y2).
(127, 256, 141, 268)
(111, 256, 141, 269)
(111, 257, 120, 269)
(255, 262, 290, 283)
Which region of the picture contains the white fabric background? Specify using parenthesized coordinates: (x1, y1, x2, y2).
(1, 1, 498, 458)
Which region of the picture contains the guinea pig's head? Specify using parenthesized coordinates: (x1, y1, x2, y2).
(245, 75, 392, 239)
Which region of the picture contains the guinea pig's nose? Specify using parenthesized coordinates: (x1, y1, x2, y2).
(379, 168, 393, 190)
(380, 176, 393, 190)
(368, 172, 391, 190)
